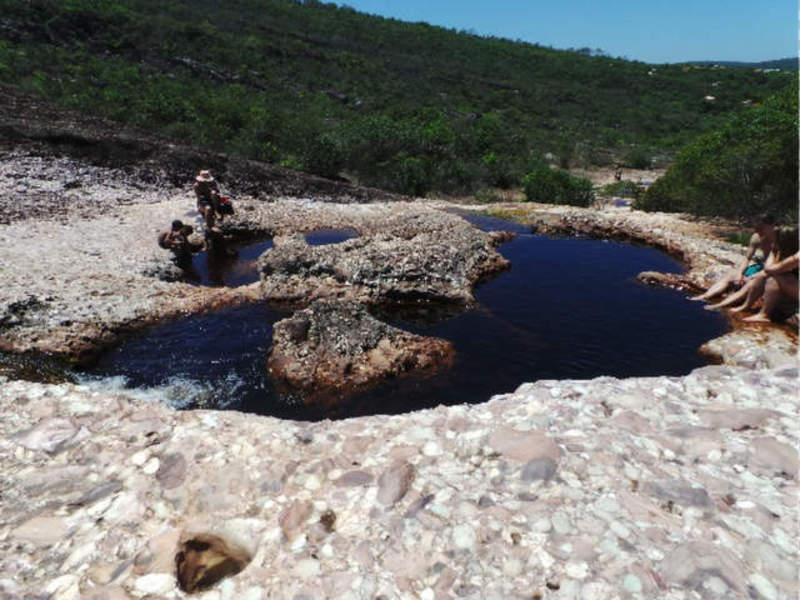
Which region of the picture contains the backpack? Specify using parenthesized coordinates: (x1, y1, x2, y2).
(218, 196, 234, 216)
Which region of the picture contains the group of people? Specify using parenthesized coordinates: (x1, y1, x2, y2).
(692, 213, 799, 323)
(158, 169, 234, 266)
(159, 178, 797, 321)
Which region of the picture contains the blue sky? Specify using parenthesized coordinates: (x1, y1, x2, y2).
(333, 1, 796, 64)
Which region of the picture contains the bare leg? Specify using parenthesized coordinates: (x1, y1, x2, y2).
(705, 273, 766, 311)
(704, 282, 750, 310)
(205, 206, 217, 230)
(729, 302, 752, 314)
(691, 271, 738, 301)
(743, 275, 798, 322)
(729, 274, 769, 312)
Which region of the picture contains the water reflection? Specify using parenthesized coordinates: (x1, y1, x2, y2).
(184, 238, 274, 288)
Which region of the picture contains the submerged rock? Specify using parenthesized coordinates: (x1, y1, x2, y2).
(637, 270, 698, 292)
(267, 299, 454, 401)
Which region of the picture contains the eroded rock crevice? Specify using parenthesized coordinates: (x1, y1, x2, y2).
(175, 534, 251, 593)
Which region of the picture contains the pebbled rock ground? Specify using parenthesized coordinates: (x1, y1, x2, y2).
(267, 299, 454, 401)
(0, 365, 797, 599)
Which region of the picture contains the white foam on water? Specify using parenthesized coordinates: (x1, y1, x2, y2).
(74, 371, 248, 410)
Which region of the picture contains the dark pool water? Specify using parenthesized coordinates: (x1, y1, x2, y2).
(181, 229, 358, 287)
(305, 228, 359, 246)
(184, 240, 274, 287)
(82, 215, 728, 420)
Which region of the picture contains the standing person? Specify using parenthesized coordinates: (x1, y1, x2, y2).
(691, 213, 776, 302)
(194, 169, 221, 227)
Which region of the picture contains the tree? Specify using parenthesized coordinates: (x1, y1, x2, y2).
(522, 166, 594, 207)
(637, 83, 798, 222)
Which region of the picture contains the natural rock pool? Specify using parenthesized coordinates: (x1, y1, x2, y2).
(79, 216, 728, 420)
(181, 228, 359, 287)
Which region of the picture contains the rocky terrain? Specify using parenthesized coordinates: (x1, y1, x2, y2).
(1, 366, 797, 599)
(0, 86, 798, 598)
(257, 212, 510, 308)
(268, 300, 454, 402)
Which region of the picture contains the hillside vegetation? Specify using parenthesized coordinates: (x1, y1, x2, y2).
(637, 85, 798, 223)
(688, 58, 797, 71)
(0, 0, 793, 196)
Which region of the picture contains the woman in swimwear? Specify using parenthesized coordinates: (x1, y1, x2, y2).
(740, 251, 799, 323)
(692, 213, 776, 302)
(706, 225, 798, 313)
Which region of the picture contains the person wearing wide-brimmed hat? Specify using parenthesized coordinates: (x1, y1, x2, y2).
(194, 169, 221, 226)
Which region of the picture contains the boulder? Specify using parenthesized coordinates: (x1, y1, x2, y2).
(258, 210, 509, 308)
(267, 299, 454, 401)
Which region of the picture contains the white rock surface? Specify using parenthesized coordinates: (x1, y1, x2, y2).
(1, 146, 797, 599)
(1, 364, 797, 598)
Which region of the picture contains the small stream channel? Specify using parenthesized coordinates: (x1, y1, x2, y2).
(79, 217, 728, 420)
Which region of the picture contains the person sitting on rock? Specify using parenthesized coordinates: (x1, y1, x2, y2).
(705, 225, 798, 314)
(194, 169, 221, 227)
(180, 224, 205, 253)
(741, 250, 799, 323)
(691, 213, 776, 302)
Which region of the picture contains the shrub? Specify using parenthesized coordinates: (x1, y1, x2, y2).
(522, 167, 594, 207)
(599, 179, 643, 200)
(474, 187, 503, 203)
(636, 84, 798, 221)
(723, 230, 752, 246)
(481, 152, 515, 189)
(623, 147, 651, 169)
(382, 152, 430, 197)
(303, 132, 345, 178)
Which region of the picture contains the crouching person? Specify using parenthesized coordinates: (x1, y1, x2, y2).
(158, 220, 202, 268)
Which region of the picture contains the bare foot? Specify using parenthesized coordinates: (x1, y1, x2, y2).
(729, 304, 750, 314)
(704, 304, 722, 311)
(742, 313, 771, 323)
(689, 295, 707, 302)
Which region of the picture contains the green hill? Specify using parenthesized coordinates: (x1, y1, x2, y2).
(638, 84, 798, 222)
(0, 0, 793, 195)
(686, 58, 797, 71)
